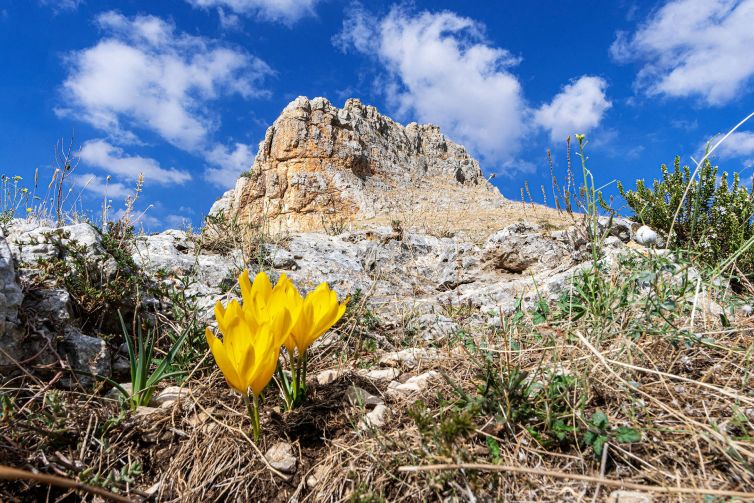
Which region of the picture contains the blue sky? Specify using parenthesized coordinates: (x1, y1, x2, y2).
(2, 0, 754, 230)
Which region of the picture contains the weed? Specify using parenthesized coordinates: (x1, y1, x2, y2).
(0, 175, 31, 227)
(619, 155, 754, 283)
(582, 410, 641, 457)
(342, 288, 382, 355)
(112, 311, 188, 410)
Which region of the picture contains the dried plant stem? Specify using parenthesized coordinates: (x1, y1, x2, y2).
(0, 465, 134, 502)
(397, 463, 754, 498)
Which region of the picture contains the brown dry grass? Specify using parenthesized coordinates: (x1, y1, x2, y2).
(367, 200, 574, 243)
(2, 250, 753, 502)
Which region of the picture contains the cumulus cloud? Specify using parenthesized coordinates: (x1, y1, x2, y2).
(185, 0, 320, 24)
(80, 139, 192, 185)
(534, 76, 612, 142)
(336, 6, 527, 166)
(60, 11, 272, 190)
(611, 0, 754, 105)
(204, 143, 254, 187)
(61, 11, 271, 151)
(711, 131, 754, 166)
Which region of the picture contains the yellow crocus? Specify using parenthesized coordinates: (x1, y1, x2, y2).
(238, 270, 302, 327)
(205, 297, 293, 397)
(288, 282, 348, 354)
(206, 271, 297, 441)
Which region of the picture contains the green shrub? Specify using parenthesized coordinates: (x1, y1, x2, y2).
(618, 156, 754, 278)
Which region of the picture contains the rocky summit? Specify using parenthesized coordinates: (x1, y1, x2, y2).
(210, 96, 507, 235)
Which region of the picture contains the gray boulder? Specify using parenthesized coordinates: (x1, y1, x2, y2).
(58, 326, 112, 387)
(482, 222, 572, 274)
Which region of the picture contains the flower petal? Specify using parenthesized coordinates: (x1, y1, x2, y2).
(206, 327, 245, 393)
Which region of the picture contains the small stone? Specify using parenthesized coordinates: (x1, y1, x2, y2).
(306, 465, 327, 489)
(607, 490, 652, 503)
(265, 441, 297, 474)
(597, 216, 633, 242)
(135, 406, 161, 417)
(345, 385, 383, 407)
(739, 304, 752, 317)
(412, 313, 459, 341)
(360, 368, 401, 381)
(603, 235, 623, 248)
(387, 371, 439, 396)
(634, 226, 661, 246)
(152, 386, 187, 408)
(379, 348, 437, 368)
(359, 404, 389, 430)
(315, 368, 346, 386)
(106, 382, 133, 400)
(268, 246, 297, 269)
(58, 327, 111, 388)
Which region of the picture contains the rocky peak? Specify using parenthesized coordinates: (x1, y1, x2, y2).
(210, 96, 505, 233)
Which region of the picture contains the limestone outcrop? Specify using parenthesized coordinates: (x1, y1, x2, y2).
(209, 97, 505, 233)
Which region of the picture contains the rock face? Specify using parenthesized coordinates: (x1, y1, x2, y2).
(210, 96, 504, 233)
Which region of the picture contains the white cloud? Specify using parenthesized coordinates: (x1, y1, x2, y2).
(713, 131, 754, 158)
(204, 143, 254, 187)
(217, 8, 242, 29)
(74, 173, 133, 199)
(80, 139, 192, 185)
(165, 214, 192, 228)
(337, 6, 528, 167)
(40, 0, 83, 12)
(61, 11, 272, 151)
(534, 76, 611, 142)
(185, 0, 320, 24)
(611, 0, 754, 105)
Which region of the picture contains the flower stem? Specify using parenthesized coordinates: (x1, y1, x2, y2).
(276, 365, 293, 411)
(288, 350, 299, 405)
(298, 351, 308, 401)
(243, 393, 261, 443)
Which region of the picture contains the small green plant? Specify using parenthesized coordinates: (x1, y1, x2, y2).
(409, 399, 476, 458)
(619, 156, 754, 280)
(0, 394, 14, 422)
(342, 288, 382, 354)
(583, 410, 641, 457)
(35, 227, 144, 330)
(113, 311, 187, 410)
(0, 174, 31, 226)
(349, 483, 386, 503)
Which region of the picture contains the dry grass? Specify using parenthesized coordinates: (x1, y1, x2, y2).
(368, 200, 573, 243)
(2, 247, 753, 502)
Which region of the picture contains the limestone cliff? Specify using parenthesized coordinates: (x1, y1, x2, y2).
(209, 97, 505, 233)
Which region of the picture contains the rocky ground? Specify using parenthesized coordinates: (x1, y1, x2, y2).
(1, 211, 752, 502)
(0, 211, 659, 383)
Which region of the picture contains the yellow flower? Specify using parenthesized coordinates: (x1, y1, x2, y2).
(287, 282, 348, 354)
(237, 270, 301, 326)
(206, 272, 295, 397)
